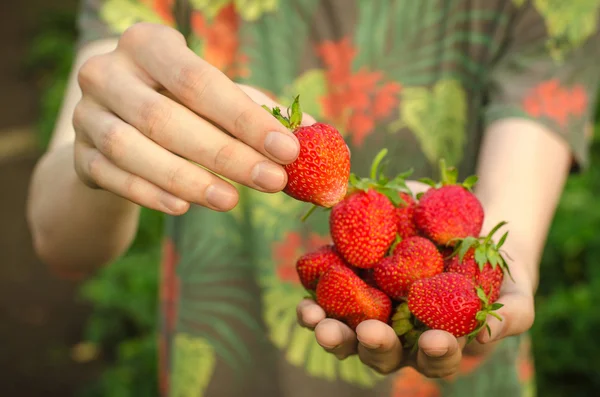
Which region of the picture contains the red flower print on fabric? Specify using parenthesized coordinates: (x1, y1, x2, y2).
(523, 79, 588, 127)
(191, 4, 249, 79)
(316, 38, 401, 146)
(273, 232, 332, 283)
(159, 237, 180, 396)
(149, 0, 175, 24)
(392, 367, 441, 397)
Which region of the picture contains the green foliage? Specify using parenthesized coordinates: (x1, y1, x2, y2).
(532, 130, 600, 397)
(27, 10, 164, 397)
(25, 10, 77, 149)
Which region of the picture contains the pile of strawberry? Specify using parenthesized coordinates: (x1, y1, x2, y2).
(265, 97, 511, 346)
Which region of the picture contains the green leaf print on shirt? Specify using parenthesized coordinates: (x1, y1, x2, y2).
(238, 0, 319, 94)
(169, 333, 216, 397)
(533, 0, 600, 61)
(278, 69, 328, 121)
(174, 205, 261, 381)
(389, 79, 467, 166)
(191, 0, 279, 21)
(100, 0, 172, 32)
(247, 189, 384, 388)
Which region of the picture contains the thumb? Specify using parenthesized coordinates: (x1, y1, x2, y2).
(477, 291, 535, 344)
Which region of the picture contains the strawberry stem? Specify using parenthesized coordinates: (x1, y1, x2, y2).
(300, 204, 318, 222)
(262, 95, 303, 131)
(482, 221, 508, 246)
(370, 148, 388, 180)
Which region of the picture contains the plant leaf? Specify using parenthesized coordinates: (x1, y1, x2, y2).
(462, 175, 478, 190)
(497, 231, 508, 249)
(474, 245, 488, 269)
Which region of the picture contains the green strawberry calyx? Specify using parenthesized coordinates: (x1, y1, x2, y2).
(391, 302, 421, 353)
(349, 148, 414, 206)
(449, 220, 513, 280)
(418, 158, 478, 192)
(391, 302, 414, 336)
(262, 95, 303, 131)
(466, 286, 504, 343)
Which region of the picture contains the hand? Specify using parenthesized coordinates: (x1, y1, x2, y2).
(72, 23, 315, 215)
(296, 183, 535, 378)
(297, 269, 533, 378)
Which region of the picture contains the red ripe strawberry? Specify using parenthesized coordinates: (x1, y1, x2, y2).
(316, 265, 392, 330)
(374, 236, 444, 300)
(414, 161, 484, 246)
(328, 149, 413, 268)
(408, 272, 503, 339)
(445, 221, 511, 303)
(396, 192, 418, 239)
(263, 96, 350, 208)
(357, 268, 378, 288)
(330, 189, 397, 268)
(295, 245, 347, 291)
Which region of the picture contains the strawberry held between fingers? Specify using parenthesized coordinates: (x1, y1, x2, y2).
(373, 236, 444, 300)
(295, 244, 348, 291)
(316, 265, 392, 330)
(414, 160, 484, 246)
(263, 96, 350, 208)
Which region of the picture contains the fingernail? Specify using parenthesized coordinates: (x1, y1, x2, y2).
(358, 340, 380, 350)
(205, 184, 238, 210)
(160, 193, 188, 214)
(264, 131, 299, 162)
(251, 161, 286, 190)
(424, 347, 448, 357)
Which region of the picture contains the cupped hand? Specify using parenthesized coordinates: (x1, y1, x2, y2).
(72, 22, 315, 215)
(297, 299, 466, 378)
(297, 269, 533, 378)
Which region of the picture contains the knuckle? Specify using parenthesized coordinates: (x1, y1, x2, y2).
(164, 165, 187, 193)
(120, 23, 184, 49)
(212, 143, 238, 174)
(233, 106, 256, 140)
(172, 63, 214, 105)
(122, 173, 140, 197)
(78, 55, 107, 91)
(137, 99, 172, 142)
(99, 121, 126, 159)
(86, 150, 106, 186)
(72, 101, 86, 134)
(119, 23, 152, 48)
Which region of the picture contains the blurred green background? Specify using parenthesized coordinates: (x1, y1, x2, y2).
(5, 4, 600, 397)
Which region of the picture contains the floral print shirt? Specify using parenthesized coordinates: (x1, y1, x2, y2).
(77, 1, 600, 396)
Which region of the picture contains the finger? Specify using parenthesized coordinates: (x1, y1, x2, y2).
(416, 330, 464, 378)
(74, 141, 189, 215)
(120, 25, 300, 164)
(355, 320, 403, 374)
(84, 66, 288, 193)
(314, 319, 357, 360)
(74, 105, 239, 211)
(477, 291, 534, 344)
(296, 299, 326, 330)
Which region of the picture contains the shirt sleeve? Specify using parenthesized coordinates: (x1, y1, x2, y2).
(484, 1, 600, 170)
(76, 0, 177, 49)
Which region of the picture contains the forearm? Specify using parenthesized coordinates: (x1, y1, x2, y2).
(474, 118, 572, 293)
(27, 143, 140, 276)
